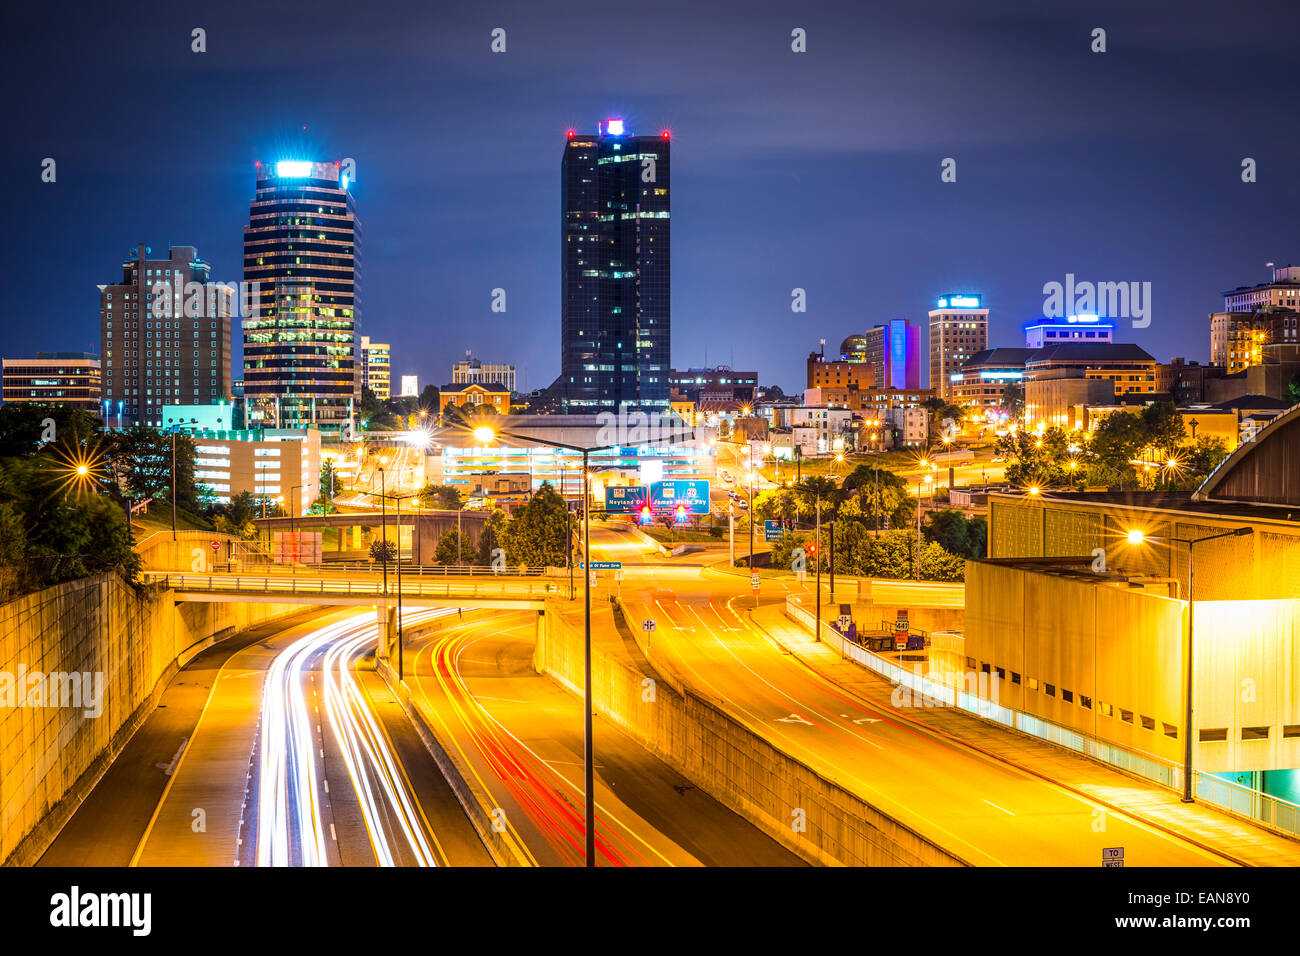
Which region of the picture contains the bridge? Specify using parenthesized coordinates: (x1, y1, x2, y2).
(141, 570, 560, 609)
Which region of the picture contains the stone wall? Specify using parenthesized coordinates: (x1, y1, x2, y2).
(0, 573, 299, 866)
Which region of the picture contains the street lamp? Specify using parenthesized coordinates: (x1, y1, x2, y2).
(1126, 526, 1254, 802)
(165, 416, 198, 541)
(371, 487, 417, 680)
(473, 423, 622, 868)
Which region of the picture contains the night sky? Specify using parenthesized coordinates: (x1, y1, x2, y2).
(3, 0, 1297, 394)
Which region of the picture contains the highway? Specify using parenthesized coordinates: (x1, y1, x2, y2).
(58, 608, 490, 867)
(405, 610, 802, 866)
(582, 520, 1260, 866)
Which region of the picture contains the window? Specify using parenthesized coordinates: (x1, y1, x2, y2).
(1162, 722, 1178, 739)
(1119, 709, 1134, 724)
(1062, 689, 1074, 704)
(1241, 726, 1269, 740)
(1199, 728, 1228, 742)
(1079, 695, 1092, 709)
(1044, 683, 1055, 697)
(1140, 715, 1155, 731)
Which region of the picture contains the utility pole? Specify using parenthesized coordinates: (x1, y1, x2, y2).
(814, 495, 822, 637)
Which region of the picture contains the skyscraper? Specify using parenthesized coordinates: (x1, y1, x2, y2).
(560, 121, 670, 411)
(360, 336, 391, 400)
(862, 319, 922, 389)
(243, 160, 360, 432)
(928, 295, 988, 400)
(99, 243, 233, 425)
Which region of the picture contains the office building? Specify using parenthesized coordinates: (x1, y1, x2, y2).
(806, 349, 875, 390)
(1, 353, 102, 412)
(861, 320, 922, 389)
(668, 367, 757, 405)
(839, 334, 869, 364)
(439, 382, 511, 416)
(1023, 315, 1114, 349)
(242, 160, 360, 433)
(190, 427, 321, 514)
(360, 336, 391, 400)
(99, 244, 233, 425)
(928, 295, 988, 400)
(950, 348, 1033, 415)
(1210, 265, 1300, 373)
(452, 354, 516, 393)
(560, 121, 670, 410)
(399, 374, 418, 398)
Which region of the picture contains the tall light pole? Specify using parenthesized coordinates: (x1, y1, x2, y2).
(289, 484, 306, 567)
(373, 488, 416, 680)
(472, 423, 624, 868)
(1127, 526, 1253, 802)
(165, 416, 198, 541)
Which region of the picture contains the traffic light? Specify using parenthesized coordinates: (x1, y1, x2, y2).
(639, 505, 652, 525)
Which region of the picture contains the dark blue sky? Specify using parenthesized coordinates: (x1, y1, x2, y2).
(3, 0, 1297, 393)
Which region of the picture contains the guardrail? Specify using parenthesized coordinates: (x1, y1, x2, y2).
(785, 595, 1300, 840)
(297, 561, 553, 577)
(142, 571, 558, 599)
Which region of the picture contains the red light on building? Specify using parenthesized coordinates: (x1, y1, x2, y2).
(567, 129, 575, 139)
(661, 130, 670, 139)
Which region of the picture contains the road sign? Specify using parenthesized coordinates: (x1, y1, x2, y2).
(210, 541, 220, 552)
(652, 479, 710, 514)
(604, 486, 648, 514)
(764, 520, 783, 542)
(1102, 847, 1124, 867)
(837, 614, 851, 631)
(589, 572, 597, 586)
(750, 573, 760, 590)
(642, 619, 656, 632)
(580, 561, 621, 570)
(893, 609, 910, 651)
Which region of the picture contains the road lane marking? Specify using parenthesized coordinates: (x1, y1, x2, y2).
(984, 799, 1015, 817)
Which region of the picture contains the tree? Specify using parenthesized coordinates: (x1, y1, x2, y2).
(106, 425, 205, 514)
(369, 538, 396, 565)
(1088, 411, 1146, 487)
(317, 462, 337, 514)
(1140, 401, 1186, 458)
(418, 483, 463, 511)
(477, 509, 508, 565)
(923, 508, 986, 559)
(502, 481, 568, 568)
(1000, 381, 1025, 420)
(1287, 371, 1300, 406)
(435, 527, 465, 565)
(419, 383, 441, 413)
(0, 404, 102, 459)
(918, 541, 966, 582)
(211, 491, 260, 539)
(839, 464, 915, 530)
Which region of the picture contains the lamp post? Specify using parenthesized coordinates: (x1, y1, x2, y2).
(289, 484, 306, 568)
(472, 423, 624, 868)
(1127, 526, 1253, 802)
(165, 416, 198, 541)
(372, 488, 416, 680)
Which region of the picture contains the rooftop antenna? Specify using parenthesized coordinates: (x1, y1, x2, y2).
(1267, 261, 1276, 282)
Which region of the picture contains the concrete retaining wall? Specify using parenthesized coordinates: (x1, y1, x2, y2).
(136, 530, 240, 572)
(0, 573, 300, 866)
(534, 598, 966, 867)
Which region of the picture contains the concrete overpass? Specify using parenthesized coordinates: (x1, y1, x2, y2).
(140, 571, 557, 610)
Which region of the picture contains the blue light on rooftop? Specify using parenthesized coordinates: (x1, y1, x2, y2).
(276, 160, 314, 177)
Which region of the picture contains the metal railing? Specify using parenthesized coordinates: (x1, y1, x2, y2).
(785, 595, 1300, 839)
(142, 571, 557, 599)
(299, 560, 551, 577)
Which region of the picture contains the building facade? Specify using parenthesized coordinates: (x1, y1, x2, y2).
(928, 295, 988, 400)
(452, 354, 516, 393)
(438, 382, 510, 417)
(360, 336, 391, 400)
(862, 319, 922, 389)
(99, 243, 233, 425)
(950, 347, 1033, 415)
(806, 351, 875, 390)
(1023, 316, 1114, 349)
(189, 427, 321, 514)
(1, 353, 102, 412)
(669, 367, 757, 405)
(560, 122, 670, 410)
(243, 160, 360, 433)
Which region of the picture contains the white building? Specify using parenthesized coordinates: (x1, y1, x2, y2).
(452, 354, 516, 393)
(790, 406, 854, 456)
(884, 405, 930, 447)
(191, 427, 321, 514)
(399, 374, 418, 397)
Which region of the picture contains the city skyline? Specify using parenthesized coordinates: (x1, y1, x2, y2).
(5, 0, 1300, 393)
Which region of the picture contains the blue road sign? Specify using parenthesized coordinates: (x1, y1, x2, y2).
(580, 561, 622, 570)
(650, 479, 710, 515)
(604, 486, 648, 514)
(764, 520, 783, 542)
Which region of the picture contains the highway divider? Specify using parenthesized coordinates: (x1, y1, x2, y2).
(375, 612, 531, 868)
(534, 596, 967, 867)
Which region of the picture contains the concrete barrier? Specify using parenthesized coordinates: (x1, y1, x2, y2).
(375, 611, 529, 868)
(535, 598, 966, 867)
(0, 573, 301, 866)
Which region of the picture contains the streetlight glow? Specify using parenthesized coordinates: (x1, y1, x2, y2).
(1126, 529, 1145, 545)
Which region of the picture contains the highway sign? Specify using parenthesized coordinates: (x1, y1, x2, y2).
(580, 561, 621, 570)
(642, 619, 656, 632)
(604, 486, 648, 514)
(750, 573, 760, 590)
(837, 614, 851, 630)
(764, 520, 783, 542)
(1102, 847, 1124, 867)
(651, 479, 710, 515)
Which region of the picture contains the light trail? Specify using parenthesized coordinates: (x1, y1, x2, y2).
(255, 607, 454, 866)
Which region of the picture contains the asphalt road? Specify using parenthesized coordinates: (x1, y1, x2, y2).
(406, 611, 803, 866)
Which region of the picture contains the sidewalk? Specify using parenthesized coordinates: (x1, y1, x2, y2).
(750, 604, 1300, 867)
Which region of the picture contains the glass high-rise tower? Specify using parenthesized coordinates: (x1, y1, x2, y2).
(243, 160, 360, 432)
(560, 121, 670, 411)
